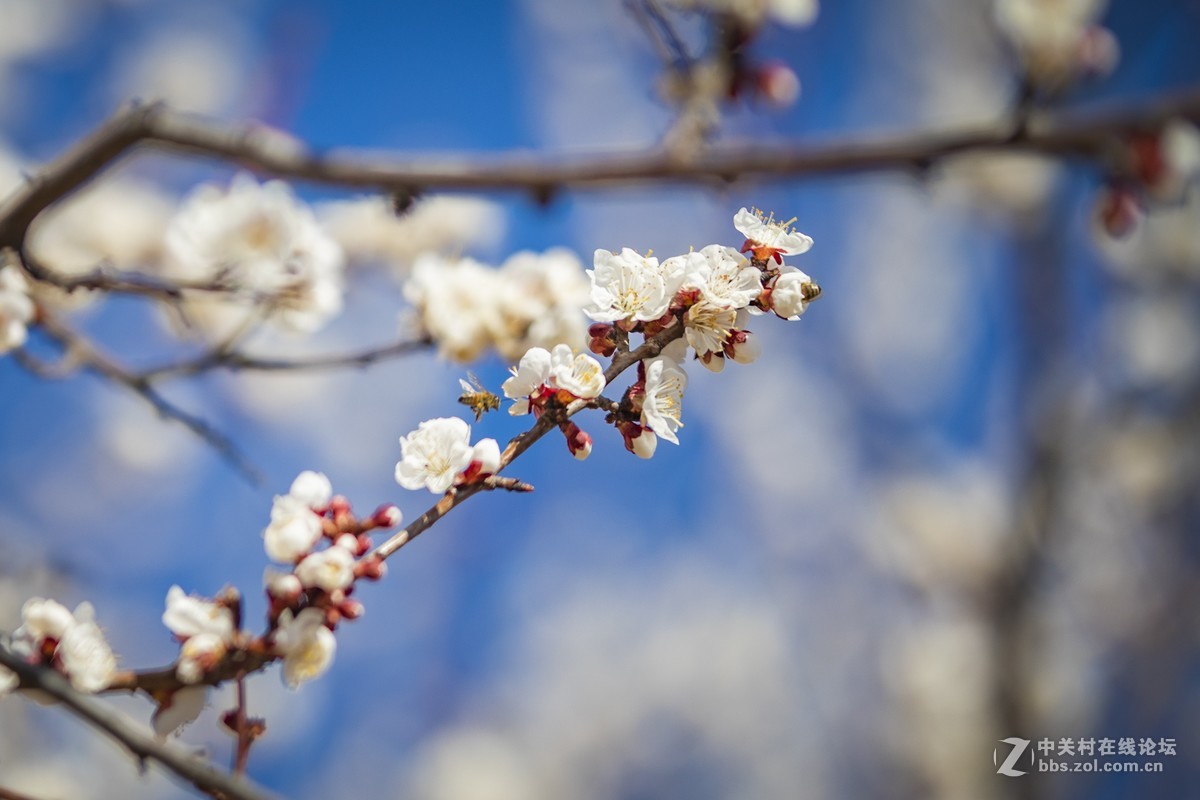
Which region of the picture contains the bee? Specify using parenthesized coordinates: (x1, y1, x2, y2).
(457, 373, 501, 421)
(801, 280, 822, 303)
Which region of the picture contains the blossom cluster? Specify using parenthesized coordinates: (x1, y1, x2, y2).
(0, 263, 34, 353)
(502, 343, 608, 459)
(163, 173, 347, 338)
(146, 471, 400, 737)
(1, 598, 117, 695)
(994, 0, 1117, 91)
(404, 248, 591, 363)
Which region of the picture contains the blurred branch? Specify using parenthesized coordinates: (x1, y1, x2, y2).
(18, 311, 261, 484)
(0, 645, 279, 800)
(137, 334, 434, 382)
(1, 91, 1199, 250)
(15, 246, 236, 302)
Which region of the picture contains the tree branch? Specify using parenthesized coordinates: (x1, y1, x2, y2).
(0, 645, 280, 800)
(1, 90, 1198, 253)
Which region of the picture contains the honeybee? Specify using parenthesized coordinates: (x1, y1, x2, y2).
(457, 373, 501, 421)
(801, 280, 823, 303)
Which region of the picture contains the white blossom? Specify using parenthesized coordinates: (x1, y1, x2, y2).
(549, 343, 607, 399)
(13, 597, 75, 649)
(994, 0, 1116, 89)
(586, 248, 675, 325)
(734, 207, 814, 257)
(55, 603, 117, 693)
(641, 355, 688, 445)
(274, 607, 336, 689)
(666, 0, 818, 28)
(162, 586, 235, 642)
(152, 686, 209, 739)
(288, 470, 332, 509)
(294, 538, 357, 592)
(264, 568, 304, 601)
(502, 346, 553, 416)
(771, 266, 815, 320)
(631, 428, 658, 459)
(684, 300, 738, 359)
(176, 633, 227, 684)
(0, 264, 34, 353)
(677, 244, 763, 310)
(471, 438, 502, 476)
(163, 174, 345, 335)
(405, 254, 503, 362)
(395, 417, 476, 493)
(263, 495, 324, 563)
(0, 665, 16, 696)
(491, 249, 591, 358)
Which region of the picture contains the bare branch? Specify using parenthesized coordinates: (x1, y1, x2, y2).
(24, 312, 261, 484)
(1, 91, 1198, 252)
(137, 335, 434, 383)
(0, 645, 280, 800)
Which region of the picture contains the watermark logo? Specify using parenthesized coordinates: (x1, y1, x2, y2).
(994, 737, 1033, 777)
(995, 736, 1176, 777)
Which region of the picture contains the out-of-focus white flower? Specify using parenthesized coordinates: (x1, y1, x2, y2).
(641, 355, 688, 445)
(586, 248, 675, 325)
(470, 438, 502, 476)
(491, 248, 590, 359)
(319, 195, 504, 272)
(666, 0, 818, 28)
(55, 603, 117, 693)
(677, 244, 763, 310)
(502, 346, 554, 416)
(0, 665, 16, 696)
(549, 344, 606, 399)
(152, 685, 209, 739)
(164, 174, 345, 336)
(161, 586, 235, 642)
(264, 568, 304, 602)
(274, 607, 336, 689)
(994, 0, 1116, 90)
(287, 470, 332, 510)
(0, 264, 34, 354)
(295, 538, 357, 593)
(395, 417, 476, 493)
(263, 495, 324, 564)
(734, 207, 814, 259)
(405, 254, 502, 362)
(13, 597, 75, 650)
(176, 633, 227, 684)
(770, 267, 816, 320)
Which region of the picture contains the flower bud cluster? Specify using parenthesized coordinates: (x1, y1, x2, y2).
(1096, 120, 1200, 239)
(2, 598, 118, 695)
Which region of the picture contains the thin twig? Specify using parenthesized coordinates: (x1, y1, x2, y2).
(137, 335, 433, 382)
(0, 645, 279, 800)
(24, 312, 261, 483)
(1, 92, 1198, 254)
(232, 674, 252, 776)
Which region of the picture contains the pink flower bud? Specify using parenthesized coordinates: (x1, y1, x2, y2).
(1095, 185, 1142, 239)
(371, 505, 403, 528)
(755, 61, 801, 108)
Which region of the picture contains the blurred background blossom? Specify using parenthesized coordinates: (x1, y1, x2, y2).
(0, 1, 1198, 799)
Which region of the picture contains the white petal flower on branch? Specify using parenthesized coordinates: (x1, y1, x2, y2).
(684, 300, 738, 360)
(994, 0, 1116, 89)
(405, 253, 503, 362)
(264, 495, 325, 564)
(176, 633, 227, 685)
(470, 438, 502, 477)
(164, 173, 346, 336)
(274, 607, 336, 689)
(264, 568, 304, 602)
(288, 470, 332, 510)
(55, 603, 117, 693)
(641, 355, 688, 445)
(161, 586, 235, 642)
(666, 0, 818, 28)
(771, 266, 816, 320)
(734, 207, 814, 260)
(13, 597, 75, 650)
(153, 685, 209, 739)
(677, 244, 763, 310)
(502, 346, 554, 416)
(0, 264, 34, 353)
(395, 417, 476, 493)
(586, 248, 673, 325)
(294, 538, 357, 592)
(549, 343, 606, 399)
